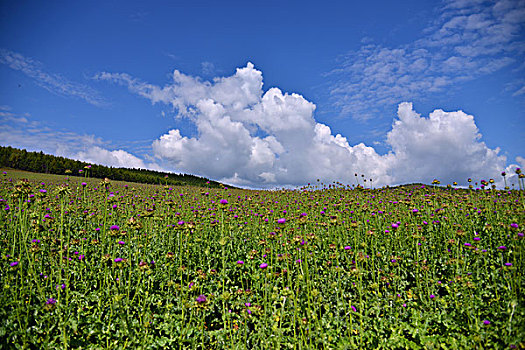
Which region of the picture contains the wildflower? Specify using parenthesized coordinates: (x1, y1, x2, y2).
(117, 241, 125, 245)
(10, 261, 19, 267)
(464, 243, 471, 247)
(196, 294, 206, 303)
(237, 260, 244, 265)
(110, 225, 120, 231)
(260, 263, 268, 269)
(504, 263, 512, 266)
(430, 294, 435, 299)
(344, 246, 351, 250)
(245, 302, 251, 307)
(510, 223, 518, 229)
(391, 223, 399, 229)
(483, 320, 491, 325)
(497, 246, 507, 250)
(277, 218, 286, 224)
(220, 199, 228, 205)
(351, 305, 356, 312)
(114, 257, 123, 263)
(46, 298, 57, 305)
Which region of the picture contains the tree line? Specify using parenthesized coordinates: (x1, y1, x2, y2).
(0, 146, 223, 188)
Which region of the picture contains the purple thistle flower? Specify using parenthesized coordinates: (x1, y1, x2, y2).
(46, 298, 57, 305)
(510, 223, 518, 229)
(351, 305, 356, 312)
(247, 309, 252, 314)
(483, 320, 491, 325)
(10, 261, 19, 267)
(464, 243, 471, 247)
(497, 246, 507, 250)
(260, 263, 268, 269)
(117, 241, 125, 245)
(504, 263, 513, 266)
(430, 294, 435, 299)
(220, 199, 228, 205)
(110, 225, 120, 231)
(344, 246, 351, 250)
(196, 294, 206, 303)
(114, 257, 123, 263)
(391, 223, 399, 229)
(237, 260, 244, 265)
(245, 302, 251, 307)
(277, 218, 286, 224)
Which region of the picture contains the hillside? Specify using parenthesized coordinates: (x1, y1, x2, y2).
(0, 146, 224, 188)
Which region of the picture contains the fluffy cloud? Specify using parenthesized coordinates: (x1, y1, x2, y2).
(386, 103, 507, 185)
(100, 63, 518, 188)
(74, 146, 146, 169)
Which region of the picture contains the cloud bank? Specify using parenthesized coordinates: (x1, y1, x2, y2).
(98, 63, 518, 188)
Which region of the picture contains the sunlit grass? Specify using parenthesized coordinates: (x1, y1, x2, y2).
(0, 170, 523, 349)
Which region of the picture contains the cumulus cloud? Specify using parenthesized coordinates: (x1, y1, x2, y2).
(100, 63, 519, 188)
(74, 146, 146, 169)
(328, 0, 525, 120)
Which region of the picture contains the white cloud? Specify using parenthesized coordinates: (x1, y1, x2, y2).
(328, 0, 525, 120)
(386, 102, 507, 185)
(74, 146, 146, 169)
(101, 63, 519, 188)
(0, 107, 150, 170)
(0, 49, 107, 107)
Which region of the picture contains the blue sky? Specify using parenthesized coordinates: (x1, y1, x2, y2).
(0, 0, 524, 188)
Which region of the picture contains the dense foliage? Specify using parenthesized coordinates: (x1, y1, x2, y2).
(0, 171, 523, 349)
(0, 146, 222, 188)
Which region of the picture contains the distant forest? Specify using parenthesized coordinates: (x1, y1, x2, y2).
(0, 146, 223, 188)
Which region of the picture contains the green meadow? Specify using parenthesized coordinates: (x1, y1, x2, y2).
(1, 169, 523, 349)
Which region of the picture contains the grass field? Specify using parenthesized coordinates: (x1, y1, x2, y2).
(1, 169, 523, 349)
